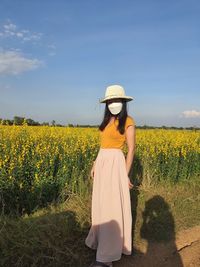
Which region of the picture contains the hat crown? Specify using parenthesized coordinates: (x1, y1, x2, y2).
(105, 85, 125, 98)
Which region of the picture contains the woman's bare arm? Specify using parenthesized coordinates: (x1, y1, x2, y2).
(125, 124, 136, 176)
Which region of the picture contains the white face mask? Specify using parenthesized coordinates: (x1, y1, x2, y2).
(108, 102, 123, 115)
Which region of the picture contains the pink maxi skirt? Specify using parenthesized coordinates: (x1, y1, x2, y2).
(85, 148, 132, 262)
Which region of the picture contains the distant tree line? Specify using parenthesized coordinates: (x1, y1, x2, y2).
(0, 116, 199, 130)
(135, 125, 200, 131)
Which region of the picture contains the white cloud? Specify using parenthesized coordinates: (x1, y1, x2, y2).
(16, 32, 23, 38)
(47, 44, 56, 56)
(182, 110, 200, 118)
(0, 21, 42, 42)
(0, 50, 43, 75)
(4, 23, 16, 31)
(48, 51, 56, 56)
(0, 82, 11, 91)
(0, 20, 54, 56)
(47, 44, 56, 49)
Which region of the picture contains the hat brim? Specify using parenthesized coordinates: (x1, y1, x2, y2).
(99, 96, 133, 103)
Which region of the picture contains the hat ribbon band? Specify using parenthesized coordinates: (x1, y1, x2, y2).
(105, 94, 125, 97)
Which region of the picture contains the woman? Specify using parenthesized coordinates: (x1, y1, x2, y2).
(85, 85, 136, 267)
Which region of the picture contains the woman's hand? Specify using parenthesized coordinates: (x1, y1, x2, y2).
(90, 164, 95, 179)
(128, 178, 134, 189)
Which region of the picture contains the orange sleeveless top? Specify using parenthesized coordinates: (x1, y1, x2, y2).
(99, 116, 135, 149)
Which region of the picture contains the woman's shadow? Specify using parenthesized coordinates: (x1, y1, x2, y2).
(129, 157, 183, 266)
(138, 195, 184, 266)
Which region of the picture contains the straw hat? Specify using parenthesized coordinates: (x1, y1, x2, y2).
(100, 84, 133, 103)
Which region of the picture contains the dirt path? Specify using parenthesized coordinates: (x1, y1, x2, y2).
(175, 225, 200, 267)
(115, 225, 200, 267)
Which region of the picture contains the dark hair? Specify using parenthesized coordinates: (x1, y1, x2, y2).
(99, 100, 128, 135)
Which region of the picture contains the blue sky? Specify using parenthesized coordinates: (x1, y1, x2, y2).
(0, 0, 200, 127)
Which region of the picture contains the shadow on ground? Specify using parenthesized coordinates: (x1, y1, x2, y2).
(128, 195, 184, 267)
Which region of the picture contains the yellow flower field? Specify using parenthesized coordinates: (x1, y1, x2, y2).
(0, 125, 199, 215)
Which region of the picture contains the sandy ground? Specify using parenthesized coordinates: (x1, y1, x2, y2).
(114, 225, 200, 267)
